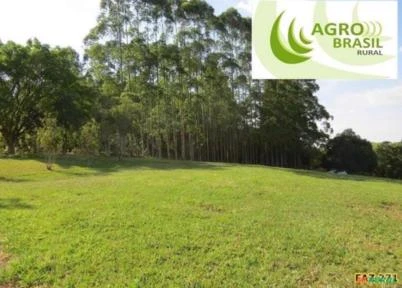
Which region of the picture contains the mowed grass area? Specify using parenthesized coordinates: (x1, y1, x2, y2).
(0, 157, 401, 288)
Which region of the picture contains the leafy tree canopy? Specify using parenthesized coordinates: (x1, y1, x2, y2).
(0, 40, 94, 154)
(324, 129, 377, 174)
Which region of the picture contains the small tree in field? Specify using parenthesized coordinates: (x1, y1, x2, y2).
(37, 118, 63, 170)
(79, 120, 100, 155)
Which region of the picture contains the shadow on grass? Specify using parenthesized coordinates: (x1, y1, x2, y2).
(0, 198, 33, 210)
(0, 176, 30, 183)
(4, 156, 400, 184)
(290, 169, 402, 184)
(35, 156, 229, 178)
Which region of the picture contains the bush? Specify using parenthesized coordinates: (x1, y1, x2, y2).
(79, 120, 100, 155)
(37, 118, 63, 170)
(375, 142, 402, 179)
(323, 129, 377, 175)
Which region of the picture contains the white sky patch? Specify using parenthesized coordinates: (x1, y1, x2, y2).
(334, 85, 402, 108)
(325, 84, 402, 142)
(236, 0, 257, 15)
(363, 86, 402, 106)
(0, 0, 100, 54)
(318, 80, 344, 95)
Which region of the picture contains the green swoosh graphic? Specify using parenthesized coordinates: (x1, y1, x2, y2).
(288, 19, 313, 54)
(376, 22, 382, 37)
(270, 11, 311, 64)
(363, 22, 370, 37)
(370, 21, 376, 37)
(356, 5, 388, 41)
(299, 28, 312, 45)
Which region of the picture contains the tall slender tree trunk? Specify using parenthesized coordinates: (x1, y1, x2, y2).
(166, 133, 171, 160)
(206, 128, 210, 162)
(181, 120, 186, 160)
(145, 136, 150, 157)
(189, 133, 194, 161)
(140, 128, 145, 157)
(173, 131, 178, 160)
(196, 134, 201, 161)
(158, 135, 162, 159)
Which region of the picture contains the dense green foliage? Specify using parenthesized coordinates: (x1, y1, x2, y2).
(82, 0, 331, 167)
(0, 40, 94, 154)
(323, 129, 377, 175)
(375, 141, 402, 179)
(0, 157, 401, 287)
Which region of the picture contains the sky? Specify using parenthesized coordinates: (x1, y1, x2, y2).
(0, 0, 400, 142)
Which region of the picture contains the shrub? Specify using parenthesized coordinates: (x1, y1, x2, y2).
(375, 142, 402, 179)
(323, 129, 377, 175)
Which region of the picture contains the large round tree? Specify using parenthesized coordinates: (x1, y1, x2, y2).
(324, 129, 377, 174)
(0, 39, 92, 154)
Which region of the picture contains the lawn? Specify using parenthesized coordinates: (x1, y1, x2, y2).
(0, 157, 401, 287)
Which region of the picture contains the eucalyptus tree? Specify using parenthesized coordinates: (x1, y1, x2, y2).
(84, 0, 332, 167)
(259, 80, 331, 167)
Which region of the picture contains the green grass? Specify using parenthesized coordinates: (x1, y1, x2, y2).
(0, 157, 401, 287)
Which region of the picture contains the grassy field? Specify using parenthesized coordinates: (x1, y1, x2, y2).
(0, 157, 401, 287)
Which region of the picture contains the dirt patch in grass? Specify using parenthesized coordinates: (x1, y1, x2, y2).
(296, 265, 321, 287)
(386, 208, 402, 221)
(379, 202, 402, 221)
(379, 201, 396, 209)
(0, 284, 16, 288)
(199, 203, 225, 213)
(0, 251, 10, 267)
(352, 202, 402, 222)
(0, 251, 15, 288)
(0, 283, 48, 288)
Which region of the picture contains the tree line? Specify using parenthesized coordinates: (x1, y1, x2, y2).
(0, 0, 400, 178)
(323, 129, 401, 179)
